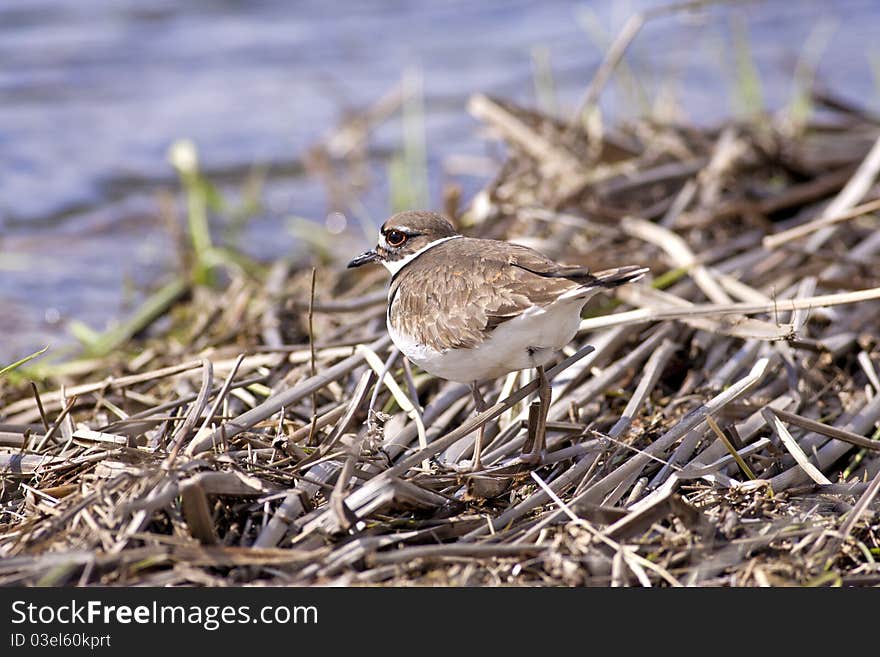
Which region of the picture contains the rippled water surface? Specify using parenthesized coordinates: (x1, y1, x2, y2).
(2, 0, 879, 361)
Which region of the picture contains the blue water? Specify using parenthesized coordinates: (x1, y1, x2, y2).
(1, 0, 879, 361)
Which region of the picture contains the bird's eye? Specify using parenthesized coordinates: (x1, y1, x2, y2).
(386, 230, 408, 247)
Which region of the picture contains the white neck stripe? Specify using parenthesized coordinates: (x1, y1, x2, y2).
(382, 235, 462, 276)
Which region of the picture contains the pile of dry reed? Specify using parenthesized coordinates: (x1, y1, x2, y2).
(3, 79, 880, 586)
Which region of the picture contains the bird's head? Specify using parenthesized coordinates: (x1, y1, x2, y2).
(347, 210, 461, 275)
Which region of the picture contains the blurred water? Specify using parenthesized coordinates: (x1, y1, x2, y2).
(1, 0, 879, 362)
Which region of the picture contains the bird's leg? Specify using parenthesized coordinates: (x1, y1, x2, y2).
(470, 381, 487, 471)
(522, 365, 550, 464)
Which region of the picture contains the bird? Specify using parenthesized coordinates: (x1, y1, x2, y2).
(348, 210, 647, 470)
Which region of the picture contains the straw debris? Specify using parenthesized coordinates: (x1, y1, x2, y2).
(3, 42, 880, 588)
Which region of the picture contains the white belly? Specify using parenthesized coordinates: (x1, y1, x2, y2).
(387, 294, 593, 383)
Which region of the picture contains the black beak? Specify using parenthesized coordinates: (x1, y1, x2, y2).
(347, 249, 379, 268)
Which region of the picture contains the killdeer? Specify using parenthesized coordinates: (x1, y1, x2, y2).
(348, 210, 647, 469)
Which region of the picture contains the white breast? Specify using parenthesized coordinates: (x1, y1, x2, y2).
(387, 292, 597, 383)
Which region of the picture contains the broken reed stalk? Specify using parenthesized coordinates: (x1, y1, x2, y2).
(307, 267, 319, 446)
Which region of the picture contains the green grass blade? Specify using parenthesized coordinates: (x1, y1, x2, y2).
(0, 345, 49, 378)
(73, 277, 190, 358)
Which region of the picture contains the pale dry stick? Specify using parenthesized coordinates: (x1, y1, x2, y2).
(465, 338, 675, 541)
(401, 358, 431, 470)
(530, 471, 681, 587)
(761, 409, 831, 485)
(579, 285, 880, 333)
(293, 291, 386, 314)
(323, 83, 405, 159)
(681, 387, 794, 468)
(594, 157, 706, 197)
(708, 340, 761, 390)
(534, 476, 646, 585)
(697, 126, 748, 208)
(4, 360, 207, 420)
(366, 348, 399, 428)
(659, 127, 745, 227)
(830, 468, 880, 551)
(115, 475, 180, 554)
(98, 374, 267, 435)
(610, 552, 627, 587)
(593, 431, 703, 499)
(295, 370, 375, 469)
(329, 438, 364, 531)
(539, 440, 603, 466)
(461, 452, 601, 542)
(573, 357, 770, 506)
(32, 395, 78, 452)
(774, 276, 817, 398)
(768, 394, 880, 491)
(820, 230, 880, 282)
(659, 178, 698, 228)
(384, 344, 596, 478)
(790, 277, 817, 334)
(857, 352, 880, 395)
(615, 285, 790, 341)
(401, 359, 422, 417)
(0, 453, 67, 474)
(625, 478, 649, 506)
(763, 196, 880, 250)
(622, 216, 732, 304)
(560, 325, 636, 397)
(714, 271, 774, 305)
(568, 13, 645, 128)
(480, 326, 672, 465)
(567, 0, 722, 127)
(497, 370, 523, 432)
(571, 326, 673, 412)
(382, 383, 471, 463)
(259, 261, 289, 349)
(805, 135, 880, 252)
(0, 432, 27, 448)
(254, 356, 592, 547)
(607, 339, 678, 438)
(307, 268, 319, 446)
(358, 344, 428, 454)
(298, 347, 599, 540)
(164, 359, 213, 461)
(365, 543, 547, 566)
(253, 459, 345, 549)
(647, 428, 704, 492)
(468, 94, 584, 177)
(586, 338, 680, 501)
(272, 405, 347, 455)
(676, 438, 772, 480)
(187, 354, 246, 457)
(769, 407, 880, 452)
(197, 335, 391, 451)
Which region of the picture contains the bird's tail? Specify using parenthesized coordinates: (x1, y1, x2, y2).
(591, 265, 650, 288)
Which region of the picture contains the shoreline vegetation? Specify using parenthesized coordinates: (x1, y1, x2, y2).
(3, 7, 880, 586)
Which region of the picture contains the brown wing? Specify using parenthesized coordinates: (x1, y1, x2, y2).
(389, 238, 590, 352)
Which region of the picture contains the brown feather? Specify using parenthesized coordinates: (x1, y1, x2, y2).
(388, 238, 643, 352)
